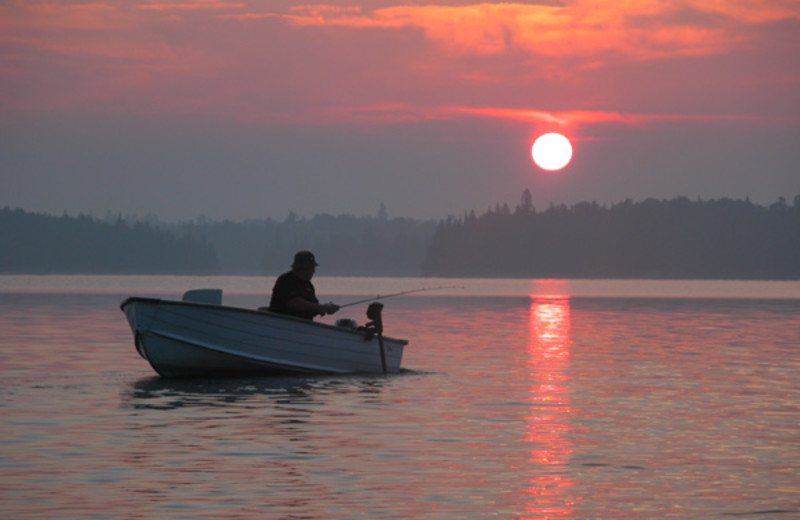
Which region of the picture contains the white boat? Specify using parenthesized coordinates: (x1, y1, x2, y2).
(120, 289, 407, 378)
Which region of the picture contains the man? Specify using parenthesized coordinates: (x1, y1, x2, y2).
(268, 251, 339, 320)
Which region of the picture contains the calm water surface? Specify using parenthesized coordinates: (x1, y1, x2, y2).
(1, 277, 799, 519)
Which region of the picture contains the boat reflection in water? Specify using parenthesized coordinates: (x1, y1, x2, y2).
(524, 289, 577, 518)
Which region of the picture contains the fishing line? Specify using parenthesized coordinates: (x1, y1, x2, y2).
(338, 285, 461, 308)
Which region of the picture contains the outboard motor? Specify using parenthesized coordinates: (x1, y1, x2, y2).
(364, 302, 387, 374)
(365, 302, 384, 335)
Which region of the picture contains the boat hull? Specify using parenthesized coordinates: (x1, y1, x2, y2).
(121, 297, 407, 377)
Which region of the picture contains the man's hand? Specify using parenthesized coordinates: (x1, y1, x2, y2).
(320, 302, 340, 315)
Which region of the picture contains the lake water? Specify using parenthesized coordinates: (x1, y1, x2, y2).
(1, 276, 799, 519)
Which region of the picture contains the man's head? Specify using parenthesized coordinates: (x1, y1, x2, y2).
(291, 251, 318, 280)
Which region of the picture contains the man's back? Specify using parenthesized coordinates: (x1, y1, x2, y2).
(269, 270, 318, 320)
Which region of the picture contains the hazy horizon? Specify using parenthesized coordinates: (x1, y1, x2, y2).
(4, 190, 800, 225)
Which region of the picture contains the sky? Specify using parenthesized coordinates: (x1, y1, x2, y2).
(1, 0, 799, 222)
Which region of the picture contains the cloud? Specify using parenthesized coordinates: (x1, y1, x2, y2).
(2, 0, 796, 127)
(273, 1, 800, 63)
(322, 103, 764, 129)
(138, 1, 245, 11)
(0, 1, 122, 30)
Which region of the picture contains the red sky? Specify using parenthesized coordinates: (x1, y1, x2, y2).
(2, 0, 798, 220)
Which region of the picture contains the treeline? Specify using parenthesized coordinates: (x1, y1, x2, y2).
(1, 208, 220, 274)
(4, 194, 799, 279)
(423, 193, 800, 279)
(186, 212, 436, 275)
(259, 213, 435, 275)
(0, 207, 436, 276)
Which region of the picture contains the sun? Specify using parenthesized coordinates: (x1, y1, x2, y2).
(531, 133, 573, 171)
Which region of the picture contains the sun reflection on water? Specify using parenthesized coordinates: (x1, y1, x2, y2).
(523, 292, 577, 519)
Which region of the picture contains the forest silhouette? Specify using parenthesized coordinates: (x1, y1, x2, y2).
(2, 193, 798, 279)
(1, 208, 219, 274)
(423, 191, 800, 279)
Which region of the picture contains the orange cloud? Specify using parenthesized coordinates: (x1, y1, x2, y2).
(319, 102, 764, 128)
(444, 106, 627, 126)
(1, 1, 121, 30)
(275, 1, 800, 63)
(3, 0, 793, 127)
(138, 1, 245, 11)
(696, 0, 799, 23)
(445, 105, 765, 127)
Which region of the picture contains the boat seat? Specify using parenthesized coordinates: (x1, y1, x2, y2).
(182, 289, 223, 305)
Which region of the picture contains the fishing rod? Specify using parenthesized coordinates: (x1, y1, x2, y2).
(338, 285, 461, 308)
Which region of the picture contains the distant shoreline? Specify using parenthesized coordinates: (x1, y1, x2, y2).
(4, 194, 799, 280)
(2, 274, 799, 301)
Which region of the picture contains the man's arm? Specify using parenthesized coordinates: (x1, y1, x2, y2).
(287, 297, 339, 316)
